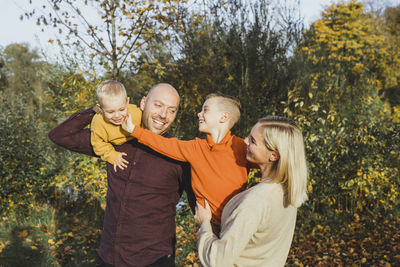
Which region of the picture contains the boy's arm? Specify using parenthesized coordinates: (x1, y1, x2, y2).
(122, 113, 196, 162)
(48, 108, 97, 157)
(132, 126, 196, 162)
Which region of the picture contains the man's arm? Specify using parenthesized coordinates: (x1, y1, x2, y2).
(48, 107, 97, 156)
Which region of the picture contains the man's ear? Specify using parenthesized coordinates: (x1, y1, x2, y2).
(270, 150, 280, 162)
(220, 111, 230, 123)
(140, 96, 146, 111)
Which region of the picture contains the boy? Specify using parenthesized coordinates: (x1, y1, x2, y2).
(123, 93, 256, 232)
(91, 80, 142, 171)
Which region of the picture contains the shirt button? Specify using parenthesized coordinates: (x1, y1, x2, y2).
(133, 161, 136, 165)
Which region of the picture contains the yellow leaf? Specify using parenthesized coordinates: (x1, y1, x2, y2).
(18, 230, 28, 238)
(30, 245, 38, 250)
(308, 92, 313, 99)
(48, 239, 55, 245)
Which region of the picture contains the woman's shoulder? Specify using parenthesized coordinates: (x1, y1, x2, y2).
(248, 182, 282, 195)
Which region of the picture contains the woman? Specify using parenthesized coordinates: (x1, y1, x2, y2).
(194, 116, 308, 267)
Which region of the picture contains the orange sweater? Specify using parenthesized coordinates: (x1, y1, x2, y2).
(131, 127, 251, 222)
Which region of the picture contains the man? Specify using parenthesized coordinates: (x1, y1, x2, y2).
(48, 83, 195, 267)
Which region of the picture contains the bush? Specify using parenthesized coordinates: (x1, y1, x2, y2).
(0, 93, 57, 216)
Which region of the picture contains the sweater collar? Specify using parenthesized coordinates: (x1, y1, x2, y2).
(206, 131, 233, 150)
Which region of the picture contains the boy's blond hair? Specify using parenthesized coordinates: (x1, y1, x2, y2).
(96, 80, 127, 106)
(206, 93, 241, 128)
(258, 116, 308, 208)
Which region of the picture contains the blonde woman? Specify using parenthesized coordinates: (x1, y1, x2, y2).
(195, 116, 308, 267)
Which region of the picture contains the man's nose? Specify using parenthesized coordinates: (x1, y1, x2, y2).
(159, 108, 167, 118)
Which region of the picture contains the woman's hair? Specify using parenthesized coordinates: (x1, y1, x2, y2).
(258, 116, 308, 208)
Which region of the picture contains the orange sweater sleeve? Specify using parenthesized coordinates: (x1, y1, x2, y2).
(131, 126, 196, 162)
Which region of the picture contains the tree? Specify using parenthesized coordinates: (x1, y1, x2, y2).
(24, 0, 189, 79)
(287, 0, 400, 219)
(383, 5, 400, 106)
(148, 0, 303, 138)
(2, 43, 48, 113)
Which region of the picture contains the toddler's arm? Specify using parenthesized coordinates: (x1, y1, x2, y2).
(90, 117, 129, 169)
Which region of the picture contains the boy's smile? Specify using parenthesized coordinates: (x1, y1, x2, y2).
(197, 98, 222, 133)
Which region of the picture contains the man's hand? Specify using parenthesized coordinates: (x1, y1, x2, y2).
(194, 199, 212, 225)
(113, 152, 129, 172)
(121, 112, 135, 134)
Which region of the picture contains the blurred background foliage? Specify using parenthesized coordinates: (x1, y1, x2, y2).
(0, 0, 399, 265)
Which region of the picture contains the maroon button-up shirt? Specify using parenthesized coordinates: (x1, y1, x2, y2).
(48, 108, 194, 267)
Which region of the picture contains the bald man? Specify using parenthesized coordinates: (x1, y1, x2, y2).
(49, 83, 195, 267)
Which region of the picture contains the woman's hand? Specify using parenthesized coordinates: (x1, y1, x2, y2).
(194, 199, 212, 225)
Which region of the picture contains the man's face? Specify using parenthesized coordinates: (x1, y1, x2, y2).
(140, 86, 179, 135)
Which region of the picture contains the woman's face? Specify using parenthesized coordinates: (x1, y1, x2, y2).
(244, 123, 275, 167)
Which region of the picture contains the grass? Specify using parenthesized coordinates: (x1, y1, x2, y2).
(1, 196, 399, 266)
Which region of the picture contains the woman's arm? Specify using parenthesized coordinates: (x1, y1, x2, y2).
(196, 193, 265, 267)
(48, 108, 97, 156)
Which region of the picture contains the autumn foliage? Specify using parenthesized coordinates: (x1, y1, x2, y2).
(1, 0, 399, 266)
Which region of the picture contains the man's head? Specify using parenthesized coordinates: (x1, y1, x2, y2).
(96, 80, 129, 126)
(140, 83, 180, 135)
(197, 93, 241, 133)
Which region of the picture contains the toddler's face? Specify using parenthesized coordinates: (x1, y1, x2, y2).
(100, 95, 129, 125)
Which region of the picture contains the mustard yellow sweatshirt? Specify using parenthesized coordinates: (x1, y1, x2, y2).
(91, 104, 142, 164)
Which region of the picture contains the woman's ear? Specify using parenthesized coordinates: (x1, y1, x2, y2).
(270, 150, 280, 162)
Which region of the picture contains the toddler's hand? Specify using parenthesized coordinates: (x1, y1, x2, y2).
(113, 152, 128, 172)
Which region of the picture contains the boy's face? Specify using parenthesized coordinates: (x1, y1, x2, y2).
(100, 95, 129, 126)
(197, 98, 223, 133)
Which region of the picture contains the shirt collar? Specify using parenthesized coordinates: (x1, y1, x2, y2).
(206, 131, 233, 150)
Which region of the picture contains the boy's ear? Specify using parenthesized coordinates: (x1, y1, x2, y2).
(139, 96, 146, 111)
(126, 97, 130, 104)
(220, 111, 230, 123)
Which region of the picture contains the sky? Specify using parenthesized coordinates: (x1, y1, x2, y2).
(1, 0, 399, 50)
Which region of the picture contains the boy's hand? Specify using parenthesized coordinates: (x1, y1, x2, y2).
(113, 152, 129, 172)
(194, 199, 212, 225)
(122, 113, 135, 134)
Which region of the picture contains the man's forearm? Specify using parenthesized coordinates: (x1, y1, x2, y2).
(48, 108, 97, 156)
